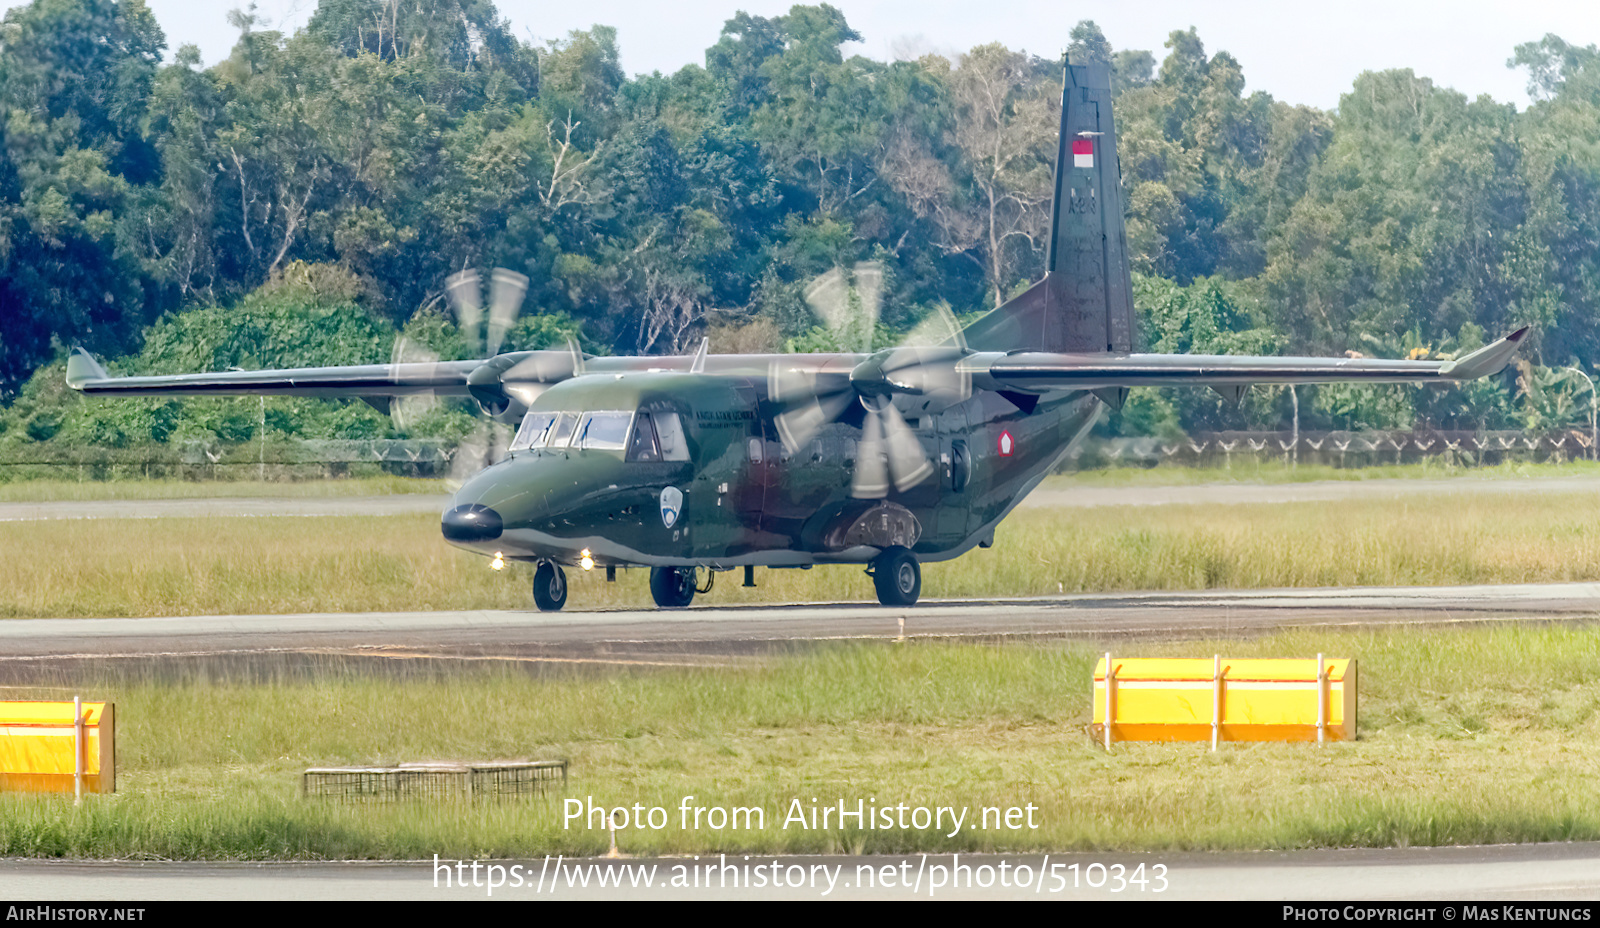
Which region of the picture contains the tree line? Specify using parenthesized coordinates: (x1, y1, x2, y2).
(2, 0, 1599, 452)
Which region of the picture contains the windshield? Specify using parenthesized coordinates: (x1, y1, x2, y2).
(510, 412, 557, 452)
(575, 411, 632, 451)
(547, 412, 578, 448)
(510, 410, 578, 451)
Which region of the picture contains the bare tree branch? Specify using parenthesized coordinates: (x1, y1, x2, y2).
(540, 111, 599, 212)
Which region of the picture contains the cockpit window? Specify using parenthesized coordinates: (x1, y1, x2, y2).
(628, 412, 661, 461)
(575, 411, 632, 451)
(627, 410, 690, 462)
(546, 412, 578, 448)
(510, 412, 557, 452)
(653, 411, 690, 461)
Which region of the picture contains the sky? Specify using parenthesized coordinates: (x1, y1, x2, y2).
(10, 0, 1600, 110)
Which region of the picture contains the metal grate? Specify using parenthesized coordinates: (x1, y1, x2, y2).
(302, 761, 567, 801)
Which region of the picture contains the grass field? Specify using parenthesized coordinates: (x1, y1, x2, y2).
(6, 487, 1600, 617)
(3, 460, 1594, 501)
(3, 625, 1600, 859)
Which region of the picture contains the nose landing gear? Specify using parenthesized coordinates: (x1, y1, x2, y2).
(533, 560, 568, 612)
(870, 546, 921, 607)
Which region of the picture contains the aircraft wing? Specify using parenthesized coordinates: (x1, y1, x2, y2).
(65, 347, 480, 399)
(984, 327, 1528, 393)
(61, 347, 595, 421)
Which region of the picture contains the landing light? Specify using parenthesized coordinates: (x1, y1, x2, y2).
(580, 549, 595, 571)
(490, 552, 505, 571)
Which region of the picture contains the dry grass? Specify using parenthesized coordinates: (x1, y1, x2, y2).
(3, 625, 1600, 858)
(6, 489, 1600, 617)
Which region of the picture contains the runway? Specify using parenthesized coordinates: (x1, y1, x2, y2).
(0, 581, 1596, 668)
(5, 473, 1599, 521)
(4, 844, 1600, 900)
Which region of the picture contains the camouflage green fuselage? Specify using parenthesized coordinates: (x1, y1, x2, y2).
(443, 359, 1099, 569)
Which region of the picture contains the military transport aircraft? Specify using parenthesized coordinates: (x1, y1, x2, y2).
(65, 60, 1527, 612)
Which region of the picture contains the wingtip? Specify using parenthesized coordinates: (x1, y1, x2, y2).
(65, 347, 109, 389)
(1441, 325, 1531, 380)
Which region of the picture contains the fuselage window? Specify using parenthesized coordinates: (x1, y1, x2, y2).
(510, 411, 557, 452)
(653, 411, 690, 462)
(576, 411, 632, 451)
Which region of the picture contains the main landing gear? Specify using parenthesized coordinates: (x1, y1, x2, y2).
(649, 566, 704, 608)
(532, 560, 568, 612)
(870, 546, 921, 607)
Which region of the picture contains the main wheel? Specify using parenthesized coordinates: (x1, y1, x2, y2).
(533, 561, 568, 612)
(872, 546, 921, 607)
(649, 566, 697, 608)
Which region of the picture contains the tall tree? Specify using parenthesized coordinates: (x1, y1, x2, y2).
(0, 0, 166, 397)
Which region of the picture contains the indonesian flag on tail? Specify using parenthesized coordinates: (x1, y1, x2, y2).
(1072, 138, 1093, 169)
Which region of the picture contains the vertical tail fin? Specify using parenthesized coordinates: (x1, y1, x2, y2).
(963, 60, 1135, 354)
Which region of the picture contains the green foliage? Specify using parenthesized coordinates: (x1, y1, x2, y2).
(0, 4, 1591, 442)
(0, 262, 584, 447)
(1105, 274, 1282, 437)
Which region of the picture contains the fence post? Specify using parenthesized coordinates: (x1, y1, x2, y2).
(1290, 387, 1299, 467)
(1315, 653, 1326, 745)
(1211, 654, 1222, 752)
(1103, 652, 1115, 751)
(73, 695, 83, 804)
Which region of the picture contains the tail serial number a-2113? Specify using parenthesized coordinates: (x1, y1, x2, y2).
(66, 59, 1527, 612)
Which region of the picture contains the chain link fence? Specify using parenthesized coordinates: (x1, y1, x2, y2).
(1065, 428, 1599, 470)
(0, 439, 479, 481)
(3, 428, 1593, 481)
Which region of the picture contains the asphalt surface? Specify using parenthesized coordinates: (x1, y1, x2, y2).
(5, 473, 1600, 521)
(4, 844, 1600, 900)
(0, 582, 1596, 668)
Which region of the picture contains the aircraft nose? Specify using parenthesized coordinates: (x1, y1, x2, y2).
(441, 503, 503, 542)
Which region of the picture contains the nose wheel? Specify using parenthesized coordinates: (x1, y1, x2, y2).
(649, 566, 697, 608)
(533, 561, 568, 612)
(871, 546, 921, 607)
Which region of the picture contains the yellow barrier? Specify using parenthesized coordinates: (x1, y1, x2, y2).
(1092, 655, 1355, 747)
(0, 700, 116, 794)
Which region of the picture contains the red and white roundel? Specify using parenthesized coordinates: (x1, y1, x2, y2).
(997, 430, 1015, 457)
